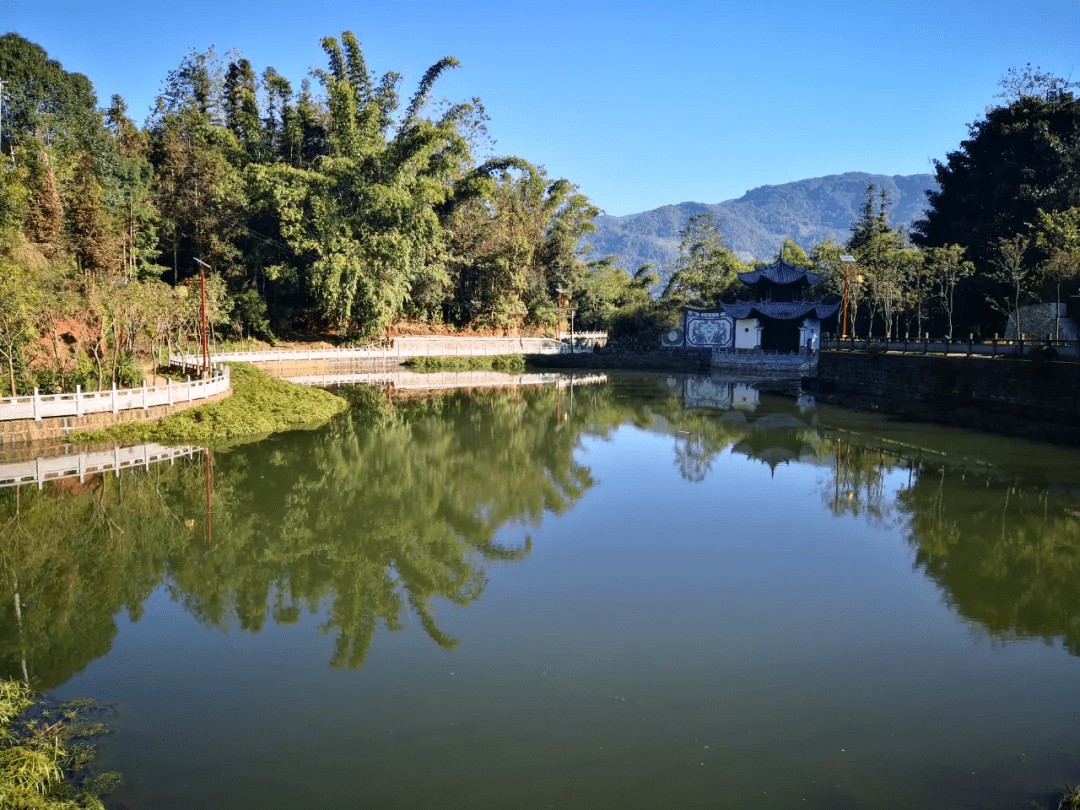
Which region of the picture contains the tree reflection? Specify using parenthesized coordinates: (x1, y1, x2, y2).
(0, 382, 634, 687)
(823, 435, 1080, 653)
(898, 468, 1080, 652)
(5, 375, 1080, 691)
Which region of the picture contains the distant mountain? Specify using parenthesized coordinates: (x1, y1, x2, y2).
(580, 172, 937, 280)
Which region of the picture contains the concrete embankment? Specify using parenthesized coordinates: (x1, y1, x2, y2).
(527, 348, 712, 373)
(1, 389, 232, 448)
(808, 350, 1080, 444)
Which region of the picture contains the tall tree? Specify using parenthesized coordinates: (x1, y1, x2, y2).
(913, 66, 1080, 270)
(223, 58, 265, 162)
(661, 212, 744, 307)
(924, 244, 974, 339)
(987, 234, 1038, 336)
(1034, 207, 1080, 338)
(847, 185, 912, 338)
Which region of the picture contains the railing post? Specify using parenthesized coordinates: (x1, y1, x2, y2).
(168, 377, 173, 407)
(76, 384, 83, 417)
(32, 388, 40, 422)
(1018, 336, 1024, 358)
(187, 375, 192, 403)
(142, 380, 148, 411)
(112, 381, 118, 413)
(968, 333, 973, 357)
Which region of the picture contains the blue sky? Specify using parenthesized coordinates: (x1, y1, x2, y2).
(3, 0, 1077, 216)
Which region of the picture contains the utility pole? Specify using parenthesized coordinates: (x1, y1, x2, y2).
(0, 76, 6, 165)
(840, 255, 856, 338)
(194, 258, 211, 376)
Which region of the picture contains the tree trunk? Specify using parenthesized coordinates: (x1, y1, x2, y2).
(5, 351, 15, 397)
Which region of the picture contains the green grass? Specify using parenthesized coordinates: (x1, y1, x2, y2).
(404, 354, 526, 374)
(69, 363, 348, 446)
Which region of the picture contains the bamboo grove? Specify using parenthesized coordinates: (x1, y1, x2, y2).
(0, 32, 660, 396)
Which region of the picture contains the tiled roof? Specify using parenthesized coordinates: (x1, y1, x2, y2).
(737, 259, 824, 286)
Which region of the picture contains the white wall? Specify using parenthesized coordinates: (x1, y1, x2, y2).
(734, 318, 760, 350)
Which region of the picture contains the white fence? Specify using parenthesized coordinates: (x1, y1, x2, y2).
(0, 334, 594, 424)
(0, 443, 203, 489)
(0, 364, 230, 422)
(169, 336, 571, 366)
(285, 370, 609, 391)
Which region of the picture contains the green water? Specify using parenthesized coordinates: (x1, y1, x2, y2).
(3, 372, 1080, 809)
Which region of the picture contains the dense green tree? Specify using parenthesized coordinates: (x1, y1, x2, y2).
(776, 236, 811, 267)
(223, 58, 265, 162)
(847, 185, 914, 338)
(0, 34, 100, 156)
(446, 165, 598, 330)
(1, 28, 605, 371)
(661, 212, 744, 307)
(572, 257, 656, 331)
(913, 66, 1080, 270)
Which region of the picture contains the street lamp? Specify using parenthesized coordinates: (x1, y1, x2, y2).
(839, 255, 856, 338)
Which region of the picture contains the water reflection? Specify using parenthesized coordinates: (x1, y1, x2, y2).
(2, 373, 1080, 694)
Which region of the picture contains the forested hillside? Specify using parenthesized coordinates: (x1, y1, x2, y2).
(582, 172, 936, 276)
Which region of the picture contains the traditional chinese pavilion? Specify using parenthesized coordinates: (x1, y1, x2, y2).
(661, 258, 838, 353)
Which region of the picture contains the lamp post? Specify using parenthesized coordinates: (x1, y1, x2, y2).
(840, 255, 856, 338)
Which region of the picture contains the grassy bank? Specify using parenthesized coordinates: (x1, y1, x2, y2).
(69, 363, 347, 445)
(404, 354, 526, 374)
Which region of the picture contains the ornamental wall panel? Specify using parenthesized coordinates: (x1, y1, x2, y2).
(684, 311, 734, 348)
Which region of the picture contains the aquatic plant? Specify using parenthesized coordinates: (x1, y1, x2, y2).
(0, 679, 119, 809)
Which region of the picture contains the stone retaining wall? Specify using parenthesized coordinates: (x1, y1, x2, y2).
(526, 348, 712, 372)
(0, 388, 232, 449)
(711, 351, 816, 376)
(813, 351, 1080, 418)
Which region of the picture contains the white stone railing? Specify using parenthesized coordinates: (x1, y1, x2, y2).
(0, 443, 202, 489)
(285, 371, 609, 391)
(169, 336, 571, 366)
(0, 363, 230, 422)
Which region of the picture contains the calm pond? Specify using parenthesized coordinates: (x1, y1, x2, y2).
(3, 372, 1080, 810)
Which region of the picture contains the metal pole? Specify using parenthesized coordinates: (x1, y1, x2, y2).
(200, 268, 209, 375)
(840, 255, 855, 338)
(195, 258, 211, 376)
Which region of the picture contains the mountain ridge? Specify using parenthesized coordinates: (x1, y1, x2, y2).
(581, 171, 938, 274)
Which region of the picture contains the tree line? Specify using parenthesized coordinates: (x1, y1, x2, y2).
(1, 38, 1077, 397)
(0, 32, 660, 396)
